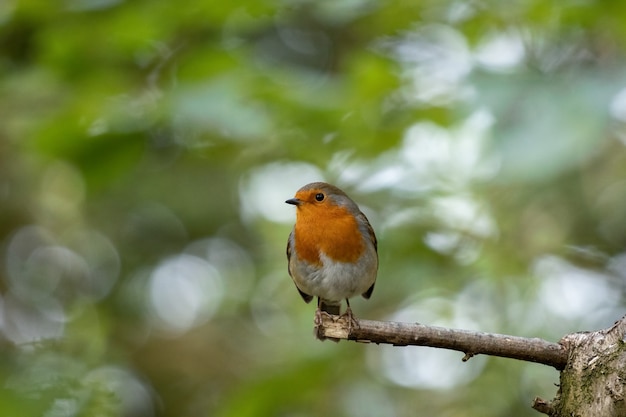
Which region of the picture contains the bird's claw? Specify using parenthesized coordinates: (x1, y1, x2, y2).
(339, 306, 360, 332)
(314, 308, 340, 341)
(314, 307, 334, 326)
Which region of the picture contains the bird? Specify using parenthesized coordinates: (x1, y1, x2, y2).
(285, 182, 378, 340)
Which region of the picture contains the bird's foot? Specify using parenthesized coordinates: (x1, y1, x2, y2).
(314, 307, 334, 326)
(339, 306, 360, 333)
(314, 307, 339, 342)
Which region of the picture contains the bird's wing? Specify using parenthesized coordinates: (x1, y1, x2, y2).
(364, 212, 378, 253)
(286, 230, 314, 303)
(359, 210, 377, 299)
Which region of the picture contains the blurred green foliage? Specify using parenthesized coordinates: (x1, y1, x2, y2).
(1, 0, 626, 416)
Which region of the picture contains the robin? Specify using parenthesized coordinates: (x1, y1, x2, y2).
(285, 182, 378, 339)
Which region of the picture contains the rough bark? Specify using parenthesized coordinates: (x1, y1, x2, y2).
(546, 316, 626, 417)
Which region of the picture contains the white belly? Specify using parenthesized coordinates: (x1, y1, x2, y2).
(291, 250, 377, 302)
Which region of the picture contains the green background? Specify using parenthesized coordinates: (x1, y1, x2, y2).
(1, 0, 625, 416)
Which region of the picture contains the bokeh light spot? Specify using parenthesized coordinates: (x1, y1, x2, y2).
(535, 256, 619, 322)
(374, 299, 486, 389)
(85, 366, 155, 417)
(149, 254, 223, 334)
(3, 294, 65, 344)
(239, 162, 324, 223)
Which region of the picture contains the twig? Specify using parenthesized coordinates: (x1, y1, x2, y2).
(318, 315, 568, 370)
(532, 397, 555, 415)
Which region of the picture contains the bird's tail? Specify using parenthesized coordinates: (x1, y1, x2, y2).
(319, 300, 340, 316)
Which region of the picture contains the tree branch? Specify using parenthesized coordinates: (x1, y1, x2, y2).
(318, 315, 569, 370)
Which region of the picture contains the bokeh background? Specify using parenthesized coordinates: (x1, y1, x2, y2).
(2, 1, 626, 416)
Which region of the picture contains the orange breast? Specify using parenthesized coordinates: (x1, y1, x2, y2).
(293, 204, 365, 265)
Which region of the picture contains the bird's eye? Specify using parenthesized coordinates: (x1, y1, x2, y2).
(315, 193, 325, 202)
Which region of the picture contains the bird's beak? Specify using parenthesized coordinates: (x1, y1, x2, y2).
(285, 198, 301, 206)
